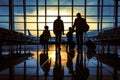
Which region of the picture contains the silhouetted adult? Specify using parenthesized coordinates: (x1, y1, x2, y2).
(53, 16, 64, 50)
(72, 13, 87, 50)
(53, 50, 64, 80)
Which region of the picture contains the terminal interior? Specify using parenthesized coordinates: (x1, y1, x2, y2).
(0, 0, 120, 80)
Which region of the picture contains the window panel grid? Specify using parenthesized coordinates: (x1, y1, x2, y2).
(0, 0, 119, 37)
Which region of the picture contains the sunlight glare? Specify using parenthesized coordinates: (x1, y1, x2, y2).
(49, 51, 56, 61)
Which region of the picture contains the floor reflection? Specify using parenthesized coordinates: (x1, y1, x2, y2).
(0, 44, 120, 80)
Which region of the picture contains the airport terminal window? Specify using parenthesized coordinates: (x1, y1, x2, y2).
(14, 7, 23, 15)
(14, 0, 23, 5)
(103, 0, 114, 5)
(0, 0, 119, 37)
(47, 0, 58, 5)
(118, 2, 120, 26)
(26, 0, 36, 5)
(0, 7, 9, 15)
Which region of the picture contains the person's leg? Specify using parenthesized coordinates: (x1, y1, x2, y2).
(43, 43, 46, 53)
(46, 40, 49, 50)
(80, 33, 83, 50)
(58, 33, 61, 50)
(76, 33, 80, 50)
(55, 34, 58, 50)
(79, 33, 83, 65)
(56, 32, 61, 51)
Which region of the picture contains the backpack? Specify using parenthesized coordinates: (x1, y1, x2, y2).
(83, 24, 89, 32)
(75, 18, 89, 33)
(82, 19, 89, 32)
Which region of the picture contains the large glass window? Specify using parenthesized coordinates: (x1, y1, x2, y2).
(0, 7, 9, 15)
(0, 0, 119, 37)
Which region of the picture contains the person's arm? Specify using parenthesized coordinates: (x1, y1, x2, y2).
(53, 21, 56, 34)
(49, 30, 51, 38)
(72, 19, 76, 30)
(62, 20, 64, 35)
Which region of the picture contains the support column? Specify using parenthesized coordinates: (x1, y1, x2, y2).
(114, 0, 119, 28)
(9, 0, 14, 31)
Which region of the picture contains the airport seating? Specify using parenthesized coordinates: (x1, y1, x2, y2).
(0, 28, 30, 44)
(97, 27, 120, 44)
(0, 28, 33, 71)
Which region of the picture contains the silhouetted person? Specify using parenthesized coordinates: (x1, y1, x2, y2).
(75, 50, 89, 80)
(40, 26, 51, 51)
(53, 50, 64, 80)
(66, 27, 75, 51)
(72, 13, 87, 51)
(66, 48, 75, 80)
(67, 27, 73, 43)
(53, 16, 64, 79)
(53, 16, 64, 50)
(40, 52, 51, 80)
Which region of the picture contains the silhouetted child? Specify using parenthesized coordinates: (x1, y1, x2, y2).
(41, 26, 51, 51)
(66, 27, 75, 51)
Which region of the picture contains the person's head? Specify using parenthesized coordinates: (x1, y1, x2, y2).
(57, 15, 61, 19)
(76, 13, 81, 18)
(69, 27, 72, 32)
(44, 26, 49, 30)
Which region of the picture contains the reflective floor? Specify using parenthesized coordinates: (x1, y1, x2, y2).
(0, 44, 120, 80)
